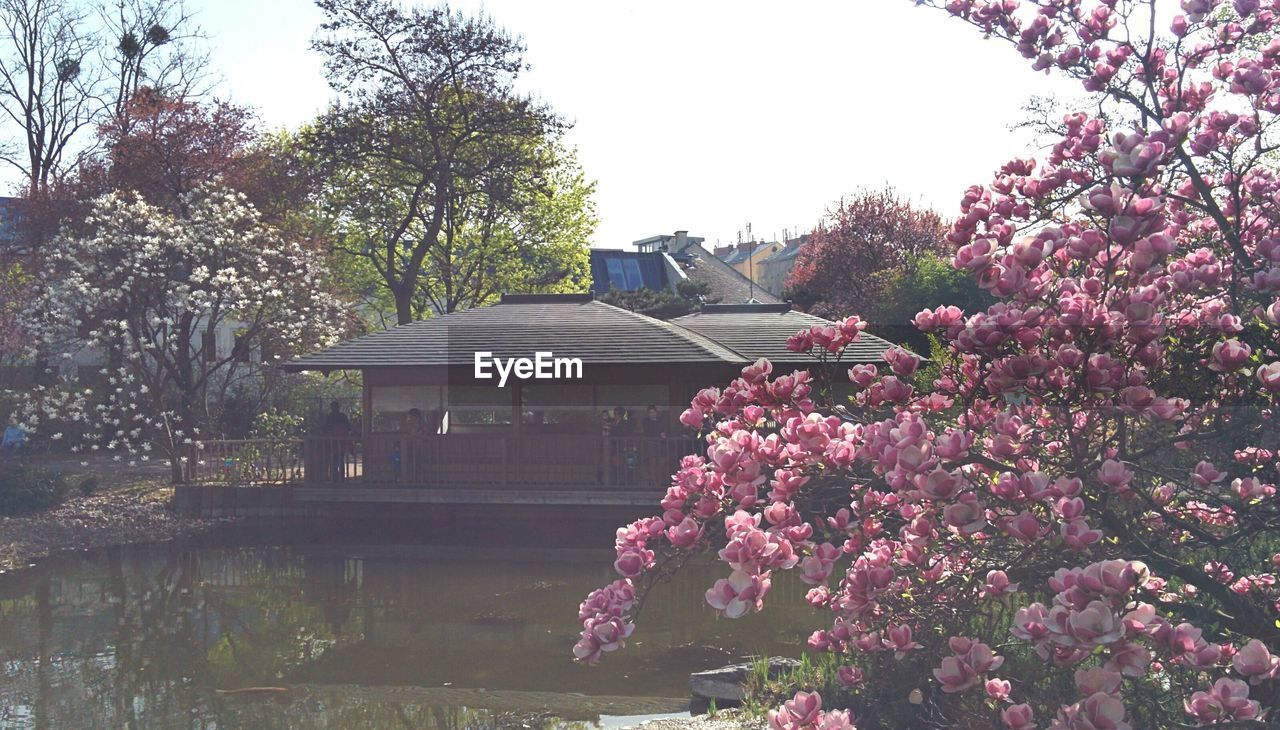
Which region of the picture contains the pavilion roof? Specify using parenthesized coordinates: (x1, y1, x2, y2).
(282, 294, 745, 372)
(671, 304, 895, 366)
(283, 296, 895, 373)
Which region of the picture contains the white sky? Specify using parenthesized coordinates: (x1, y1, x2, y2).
(198, 0, 1084, 249)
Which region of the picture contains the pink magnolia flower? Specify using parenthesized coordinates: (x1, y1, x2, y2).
(1257, 362, 1280, 392)
(836, 665, 865, 687)
(1232, 639, 1280, 682)
(573, 612, 635, 664)
(943, 495, 988, 535)
(1107, 641, 1152, 678)
(848, 364, 878, 388)
(1075, 666, 1123, 696)
(1001, 703, 1036, 730)
(1061, 519, 1103, 551)
(1209, 338, 1251, 372)
(1062, 600, 1126, 647)
(933, 654, 978, 693)
(1185, 678, 1260, 725)
(884, 624, 923, 659)
(813, 710, 857, 730)
(1191, 460, 1227, 487)
(1012, 603, 1051, 642)
(613, 547, 653, 579)
(933, 638, 1004, 693)
(981, 570, 1020, 599)
(768, 691, 822, 730)
(1005, 511, 1042, 542)
(705, 570, 772, 619)
(666, 516, 703, 549)
(985, 677, 1012, 701)
(1096, 459, 1134, 491)
(1057, 692, 1130, 730)
(884, 347, 921, 377)
(799, 542, 841, 586)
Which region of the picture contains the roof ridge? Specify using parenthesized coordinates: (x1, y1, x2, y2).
(587, 299, 749, 363)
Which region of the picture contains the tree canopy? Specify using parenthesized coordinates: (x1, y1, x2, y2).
(308, 0, 588, 324)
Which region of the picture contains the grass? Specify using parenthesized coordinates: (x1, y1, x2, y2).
(740, 653, 854, 717)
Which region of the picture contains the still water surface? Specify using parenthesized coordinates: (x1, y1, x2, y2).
(0, 521, 815, 729)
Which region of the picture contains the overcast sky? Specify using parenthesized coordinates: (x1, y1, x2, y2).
(198, 0, 1084, 249)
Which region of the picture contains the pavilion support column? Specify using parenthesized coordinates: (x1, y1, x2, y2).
(361, 378, 373, 437)
(508, 381, 521, 488)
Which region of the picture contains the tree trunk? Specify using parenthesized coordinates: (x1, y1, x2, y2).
(394, 291, 413, 326)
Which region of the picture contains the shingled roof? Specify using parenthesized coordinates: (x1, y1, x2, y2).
(672, 304, 895, 365)
(282, 294, 747, 372)
(285, 296, 898, 374)
(671, 240, 782, 305)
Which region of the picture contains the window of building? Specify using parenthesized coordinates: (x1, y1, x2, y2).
(521, 384, 595, 432)
(595, 384, 670, 434)
(622, 258, 644, 289)
(370, 386, 444, 433)
(446, 386, 512, 428)
(605, 257, 629, 290)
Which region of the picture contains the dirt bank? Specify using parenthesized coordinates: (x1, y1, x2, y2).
(0, 484, 232, 572)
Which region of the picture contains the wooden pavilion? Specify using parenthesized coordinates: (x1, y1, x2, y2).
(200, 294, 895, 506)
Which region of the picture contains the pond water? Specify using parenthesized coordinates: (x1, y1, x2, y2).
(0, 520, 817, 729)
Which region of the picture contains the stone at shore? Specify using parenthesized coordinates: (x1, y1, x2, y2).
(689, 657, 801, 703)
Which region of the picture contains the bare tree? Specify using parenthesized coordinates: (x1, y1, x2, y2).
(0, 0, 208, 200)
(0, 0, 100, 196)
(97, 0, 210, 130)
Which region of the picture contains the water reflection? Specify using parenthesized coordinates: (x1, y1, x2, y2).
(0, 522, 815, 728)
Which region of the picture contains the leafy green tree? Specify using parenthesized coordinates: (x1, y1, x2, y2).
(312, 133, 595, 325)
(309, 0, 586, 324)
(870, 250, 994, 349)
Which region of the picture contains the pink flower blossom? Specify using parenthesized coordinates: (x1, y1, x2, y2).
(1185, 678, 1260, 725)
(705, 570, 772, 619)
(1001, 703, 1036, 730)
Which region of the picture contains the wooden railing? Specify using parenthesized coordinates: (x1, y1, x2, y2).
(188, 433, 701, 491)
(186, 438, 305, 485)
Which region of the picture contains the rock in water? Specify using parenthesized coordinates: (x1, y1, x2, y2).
(688, 657, 801, 703)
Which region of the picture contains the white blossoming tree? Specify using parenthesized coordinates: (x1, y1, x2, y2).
(22, 184, 345, 481)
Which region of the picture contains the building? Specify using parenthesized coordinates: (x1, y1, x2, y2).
(721, 240, 785, 286)
(590, 230, 781, 305)
(183, 294, 896, 509)
(757, 235, 810, 298)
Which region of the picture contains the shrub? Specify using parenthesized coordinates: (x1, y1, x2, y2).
(0, 465, 70, 515)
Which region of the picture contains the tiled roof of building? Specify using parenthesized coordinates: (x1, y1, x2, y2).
(283, 297, 897, 373)
(763, 240, 805, 264)
(282, 294, 747, 371)
(672, 304, 895, 364)
(671, 240, 782, 305)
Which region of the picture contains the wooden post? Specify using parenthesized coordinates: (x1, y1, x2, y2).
(602, 436, 612, 488)
(501, 435, 509, 488)
(361, 375, 373, 436)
